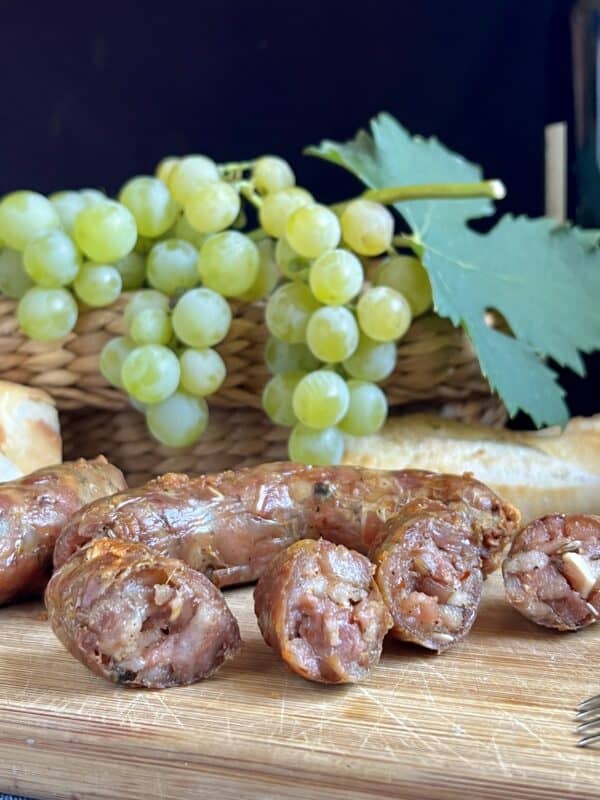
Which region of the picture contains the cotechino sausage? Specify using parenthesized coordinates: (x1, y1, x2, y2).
(45, 538, 241, 688)
(503, 514, 600, 631)
(0, 457, 126, 605)
(254, 538, 392, 683)
(54, 463, 519, 587)
(371, 499, 483, 651)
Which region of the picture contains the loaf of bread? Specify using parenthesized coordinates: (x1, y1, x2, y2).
(342, 413, 600, 523)
(0, 381, 62, 480)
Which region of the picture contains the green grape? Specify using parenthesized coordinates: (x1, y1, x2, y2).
(23, 230, 81, 287)
(179, 347, 226, 396)
(285, 203, 341, 259)
(343, 333, 397, 381)
(119, 175, 179, 237)
(134, 236, 155, 255)
(172, 287, 232, 348)
(49, 191, 87, 234)
(197, 231, 259, 298)
(0, 191, 60, 250)
(147, 239, 198, 295)
(288, 423, 344, 466)
(155, 156, 179, 185)
(338, 380, 388, 436)
(121, 344, 180, 404)
(262, 370, 305, 426)
(17, 287, 78, 341)
(167, 155, 219, 205)
(99, 336, 136, 388)
(114, 251, 146, 290)
(252, 156, 295, 195)
(264, 337, 320, 374)
(265, 281, 320, 343)
(184, 181, 240, 234)
(173, 213, 209, 248)
(309, 249, 364, 305)
(374, 255, 433, 316)
(275, 237, 310, 281)
(74, 200, 137, 262)
(292, 370, 349, 429)
(130, 307, 173, 345)
(305, 306, 359, 363)
(73, 263, 122, 307)
(340, 199, 394, 256)
(124, 289, 170, 327)
(357, 286, 412, 342)
(79, 189, 106, 205)
(238, 239, 280, 301)
(146, 391, 208, 447)
(0, 249, 33, 298)
(258, 187, 313, 238)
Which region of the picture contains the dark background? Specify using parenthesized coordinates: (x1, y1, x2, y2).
(0, 0, 597, 418)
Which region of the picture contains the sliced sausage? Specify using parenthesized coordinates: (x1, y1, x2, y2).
(0, 457, 127, 606)
(503, 514, 600, 631)
(45, 538, 242, 688)
(54, 462, 519, 586)
(371, 499, 483, 652)
(254, 538, 392, 683)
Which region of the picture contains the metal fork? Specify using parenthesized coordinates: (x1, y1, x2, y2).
(576, 695, 600, 747)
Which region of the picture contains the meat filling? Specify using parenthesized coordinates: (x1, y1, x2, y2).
(254, 539, 392, 684)
(45, 539, 241, 688)
(371, 501, 483, 652)
(503, 514, 600, 631)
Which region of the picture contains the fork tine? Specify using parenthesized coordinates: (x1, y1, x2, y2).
(576, 717, 600, 733)
(576, 706, 600, 720)
(577, 694, 600, 712)
(578, 732, 600, 748)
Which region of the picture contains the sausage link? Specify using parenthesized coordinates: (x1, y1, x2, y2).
(503, 514, 600, 631)
(45, 538, 242, 688)
(254, 538, 392, 683)
(0, 457, 126, 606)
(370, 499, 483, 651)
(54, 462, 519, 586)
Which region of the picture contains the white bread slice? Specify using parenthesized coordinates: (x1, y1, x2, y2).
(0, 381, 61, 480)
(342, 414, 600, 522)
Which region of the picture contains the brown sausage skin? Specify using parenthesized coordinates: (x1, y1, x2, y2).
(45, 538, 242, 688)
(0, 457, 127, 606)
(54, 462, 519, 586)
(371, 499, 483, 652)
(254, 538, 392, 683)
(503, 514, 600, 631)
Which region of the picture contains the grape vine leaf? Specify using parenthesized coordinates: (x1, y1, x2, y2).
(307, 113, 600, 426)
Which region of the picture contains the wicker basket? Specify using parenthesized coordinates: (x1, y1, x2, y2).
(0, 294, 506, 482)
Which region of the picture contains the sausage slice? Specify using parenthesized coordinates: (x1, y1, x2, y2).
(45, 538, 242, 688)
(371, 500, 483, 652)
(254, 539, 392, 684)
(503, 514, 600, 631)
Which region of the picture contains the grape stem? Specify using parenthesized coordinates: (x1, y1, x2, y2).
(236, 180, 263, 208)
(219, 159, 256, 174)
(363, 180, 506, 204)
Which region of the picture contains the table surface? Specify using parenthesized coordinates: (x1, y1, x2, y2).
(1, 574, 599, 800)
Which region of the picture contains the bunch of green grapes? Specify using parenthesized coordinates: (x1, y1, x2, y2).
(259, 186, 433, 465)
(0, 151, 432, 461)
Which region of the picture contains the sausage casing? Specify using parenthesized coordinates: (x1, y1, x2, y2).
(254, 538, 392, 683)
(0, 456, 126, 605)
(45, 538, 242, 688)
(503, 514, 600, 631)
(54, 462, 519, 586)
(371, 499, 483, 651)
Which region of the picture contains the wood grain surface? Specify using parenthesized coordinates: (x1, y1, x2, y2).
(0, 573, 598, 800)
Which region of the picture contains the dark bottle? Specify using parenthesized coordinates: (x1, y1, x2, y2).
(572, 0, 600, 226)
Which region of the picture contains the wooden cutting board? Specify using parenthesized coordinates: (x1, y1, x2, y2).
(0, 574, 599, 800)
